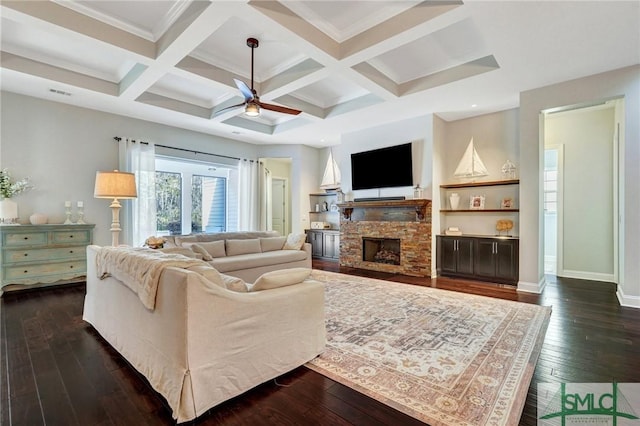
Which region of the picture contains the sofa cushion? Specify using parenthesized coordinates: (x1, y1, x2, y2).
(221, 274, 249, 292)
(196, 231, 280, 242)
(260, 236, 286, 252)
(157, 247, 202, 259)
(250, 268, 312, 291)
(225, 239, 261, 256)
(192, 241, 226, 260)
(185, 265, 225, 289)
(283, 233, 306, 250)
(208, 249, 308, 273)
(175, 235, 200, 246)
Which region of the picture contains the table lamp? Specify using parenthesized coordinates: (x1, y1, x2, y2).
(94, 170, 137, 246)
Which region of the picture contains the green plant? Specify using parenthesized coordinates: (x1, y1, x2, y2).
(0, 169, 34, 199)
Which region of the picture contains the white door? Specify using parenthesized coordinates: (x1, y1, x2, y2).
(271, 178, 287, 235)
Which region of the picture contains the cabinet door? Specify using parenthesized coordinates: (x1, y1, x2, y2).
(439, 237, 457, 274)
(456, 238, 475, 275)
(307, 231, 323, 257)
(495, 240, 518, 282)
(323, 233, 340, 259)
(474, 239, 497, 278)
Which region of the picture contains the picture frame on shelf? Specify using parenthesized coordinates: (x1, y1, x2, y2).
(470, 195, 485, 210)
(501, 197, 513, 209)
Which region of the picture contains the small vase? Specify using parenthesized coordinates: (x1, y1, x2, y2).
(449, 193, 460, 210)
(0, 198, 18, 224)
(30, 213, 48, 225)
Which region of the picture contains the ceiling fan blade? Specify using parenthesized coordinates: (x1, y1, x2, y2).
(213, 101, 246, 116)
(233, 78, 254, 102)
(258, 101, 302, 115)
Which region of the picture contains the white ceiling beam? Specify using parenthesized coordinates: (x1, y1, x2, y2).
(118, 2, 238, 101)
(0, 51, 118, 96)
(0, 2, 155, 59)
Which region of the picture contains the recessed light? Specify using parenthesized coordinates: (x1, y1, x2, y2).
(231, 131, 242, 135)
(471, 104, 478, 108)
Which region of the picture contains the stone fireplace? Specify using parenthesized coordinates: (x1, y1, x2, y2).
(339, 199, 432, 277)
(362, 237, 401, 265)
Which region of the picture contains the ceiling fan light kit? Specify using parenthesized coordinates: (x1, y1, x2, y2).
(245, 102, 260, 116)
(216, 38, 302, 118)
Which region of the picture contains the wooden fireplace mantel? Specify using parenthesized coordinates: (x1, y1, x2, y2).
(337, 199, 432, 221)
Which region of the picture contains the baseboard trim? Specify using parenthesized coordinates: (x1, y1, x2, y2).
(559, 269, 615, 283)
(517, 276, 546, 294)
(617, 286, 640, 308)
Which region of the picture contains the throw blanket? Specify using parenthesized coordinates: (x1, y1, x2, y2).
(96, 246, 205, 310)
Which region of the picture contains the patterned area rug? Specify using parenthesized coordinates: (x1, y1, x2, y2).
(306, 270, 551, 426)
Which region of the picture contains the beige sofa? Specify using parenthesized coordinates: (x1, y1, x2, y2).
(83, 245, 325, 423)
(164, 231, 311, 282)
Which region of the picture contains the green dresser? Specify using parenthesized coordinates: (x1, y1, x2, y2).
(1, 224, 95, 292)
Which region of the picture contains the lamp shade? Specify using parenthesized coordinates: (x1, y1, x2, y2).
(245, 102, 260, 117)
(94, 170, 137, 199)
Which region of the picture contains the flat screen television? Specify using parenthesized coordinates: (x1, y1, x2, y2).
(351, 143, 413, 190)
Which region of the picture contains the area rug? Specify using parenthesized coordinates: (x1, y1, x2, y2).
(306, 270, 551, 426)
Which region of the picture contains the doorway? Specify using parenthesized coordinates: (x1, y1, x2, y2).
(543, 100, 621, 283)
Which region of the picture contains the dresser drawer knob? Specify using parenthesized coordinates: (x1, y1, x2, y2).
(24, 237, 28, 240)
(69, 235, 74, 238)
(69, 250, 74, 254)
(24, 270, 28, 274)
(69, 265, 74, 269)
(24, 253, 28, 257)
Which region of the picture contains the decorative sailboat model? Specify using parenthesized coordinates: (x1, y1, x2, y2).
(454, 138, 488, 181)
(320, 149, 341, 192)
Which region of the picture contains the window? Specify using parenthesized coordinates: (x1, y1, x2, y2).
(155, 157, 237, 235)
(156, 171, 182, 235)
(192, 175, 226, 233)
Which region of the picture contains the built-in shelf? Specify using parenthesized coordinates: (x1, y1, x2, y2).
(440, 179, 519, 189)
(441, 209, 519, 213)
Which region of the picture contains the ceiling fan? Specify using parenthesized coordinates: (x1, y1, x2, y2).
(216, 38, 302, 118)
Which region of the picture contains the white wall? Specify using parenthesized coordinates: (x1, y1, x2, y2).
(519, 65, 639, 306)
(0, 92, 317, 245)
(545, 106, 615, 280)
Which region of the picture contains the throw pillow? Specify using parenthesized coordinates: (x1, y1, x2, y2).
(222, 274, 249, 292)
(283, 233, 306, 250)
(225, 239, 261, 256)
(260, 236, 286, 252)
(250, 268, 311, 291)
(186, 265, 225, 289)
(192, 241, 226, 260)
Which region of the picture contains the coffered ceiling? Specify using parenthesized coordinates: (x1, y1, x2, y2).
(1, 1, 638, 147)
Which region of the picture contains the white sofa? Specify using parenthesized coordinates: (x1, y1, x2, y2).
(83, 245, 326, 423)
(164, 231, 311, 283)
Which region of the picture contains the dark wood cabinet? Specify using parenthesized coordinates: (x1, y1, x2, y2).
(306, 230, 324, 257)
(437, 235, 518, 285)
(323, 231, 340, 259)
(438, 236, 475, 277)
(306, 229, 340, 260)
(474, 238, 519, 283)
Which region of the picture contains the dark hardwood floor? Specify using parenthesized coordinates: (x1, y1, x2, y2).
(2, 259, 639, 425)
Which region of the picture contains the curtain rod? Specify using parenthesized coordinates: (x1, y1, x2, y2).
(113, 137, 241, 161)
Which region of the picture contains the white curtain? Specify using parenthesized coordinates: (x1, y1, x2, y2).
(238, 159, 259, 231)
(119, 139, 156, 246)
(259, 162, 272, 231)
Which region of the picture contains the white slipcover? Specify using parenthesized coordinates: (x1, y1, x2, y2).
(83, 245, 326, 423)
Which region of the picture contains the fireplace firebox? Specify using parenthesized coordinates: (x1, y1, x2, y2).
(362, 237, 401, 265)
